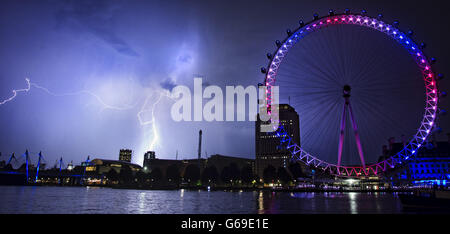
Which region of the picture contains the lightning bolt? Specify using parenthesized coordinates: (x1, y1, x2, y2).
(0, 78, 31, 105)
(1, 77, 175, 164)
(30, 80, 138, 111)
(0, 78, 137, 111)
(137, 89, 175, 151)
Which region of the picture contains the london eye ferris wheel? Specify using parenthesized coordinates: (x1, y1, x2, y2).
(260, 9, 444, 177)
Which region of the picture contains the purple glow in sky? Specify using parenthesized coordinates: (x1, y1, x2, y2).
(0, 0, 449, 167)
(0, 0, 261, 166)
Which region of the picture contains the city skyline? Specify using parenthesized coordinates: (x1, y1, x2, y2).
(1, 0, 449, 167)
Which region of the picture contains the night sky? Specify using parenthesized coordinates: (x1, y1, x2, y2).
(0, 0, 449, 167)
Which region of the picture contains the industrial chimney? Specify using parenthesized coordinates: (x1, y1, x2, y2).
(198, 130, 202, 170)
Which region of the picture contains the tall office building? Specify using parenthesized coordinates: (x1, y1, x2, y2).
(255, 104, 300, 179)
(119, 149, 132, 162)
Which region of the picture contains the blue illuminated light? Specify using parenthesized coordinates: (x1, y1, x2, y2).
(0, 171, 22, 175)
(413, 179, 448, 185)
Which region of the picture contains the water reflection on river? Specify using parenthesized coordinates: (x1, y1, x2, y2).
(0, 186, 404, 214)
(257, 191, 402, 214)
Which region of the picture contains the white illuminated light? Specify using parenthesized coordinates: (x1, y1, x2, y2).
(346, 179, 357, 185)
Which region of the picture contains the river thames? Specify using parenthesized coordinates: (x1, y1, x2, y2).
(0, 186, 420, 214)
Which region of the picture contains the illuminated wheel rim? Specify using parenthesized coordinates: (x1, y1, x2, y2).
(263, 12, 439, 177)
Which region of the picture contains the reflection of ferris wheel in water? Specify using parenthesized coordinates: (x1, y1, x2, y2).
(261, 9, 445, 177)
